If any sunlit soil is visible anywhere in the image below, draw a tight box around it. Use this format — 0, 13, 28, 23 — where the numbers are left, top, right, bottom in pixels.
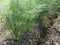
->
0, 29, 11, 43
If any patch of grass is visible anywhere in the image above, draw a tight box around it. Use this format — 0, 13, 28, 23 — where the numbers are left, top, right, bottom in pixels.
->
3, 0, 60, 41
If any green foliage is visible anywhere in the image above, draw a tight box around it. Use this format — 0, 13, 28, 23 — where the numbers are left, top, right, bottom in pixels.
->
3, 0, 60, 40
5, 0, 46, 40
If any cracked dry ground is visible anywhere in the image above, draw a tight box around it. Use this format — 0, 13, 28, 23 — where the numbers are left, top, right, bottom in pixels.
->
0, 16, 60, 45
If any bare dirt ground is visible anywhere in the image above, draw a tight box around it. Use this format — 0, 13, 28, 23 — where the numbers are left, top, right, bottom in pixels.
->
42, 16, 60, 45
0, 22, 11, 45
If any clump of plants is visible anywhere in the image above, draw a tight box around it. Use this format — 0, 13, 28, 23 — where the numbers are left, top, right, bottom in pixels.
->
4, 0, 60, 41
5, 0, 45, 40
